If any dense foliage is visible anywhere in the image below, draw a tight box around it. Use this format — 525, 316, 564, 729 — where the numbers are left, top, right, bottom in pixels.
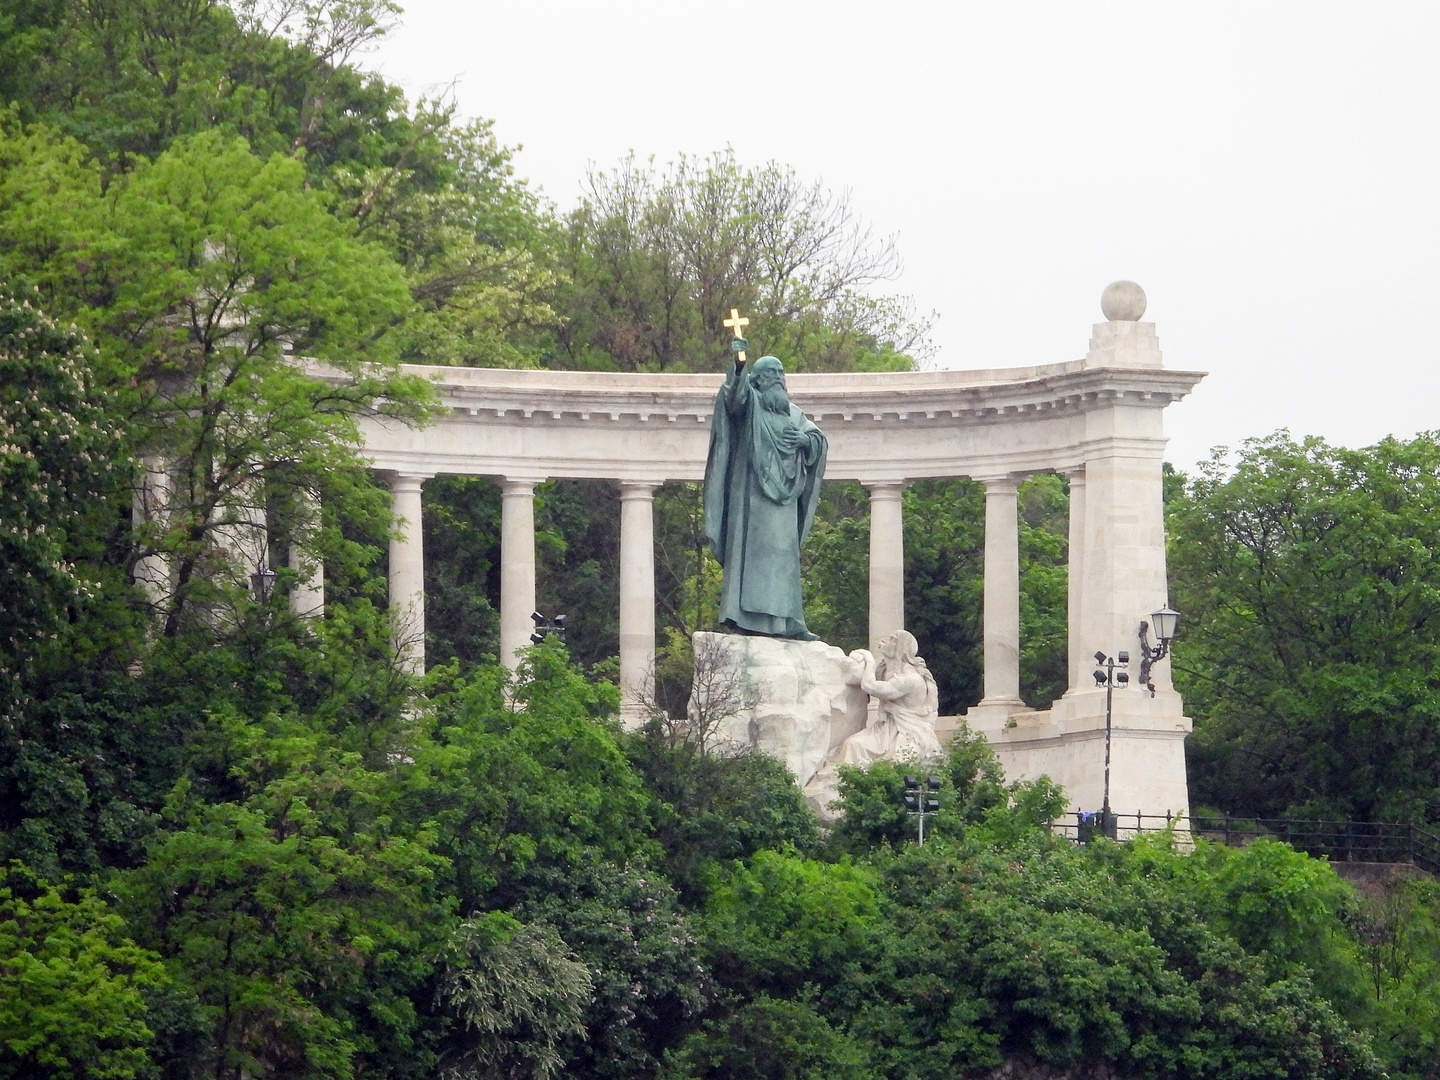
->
1169, 431, 1440, 824
5, 4, 1440, 1079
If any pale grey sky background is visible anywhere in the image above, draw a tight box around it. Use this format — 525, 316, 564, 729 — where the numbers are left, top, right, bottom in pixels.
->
366, 2, 1440, 470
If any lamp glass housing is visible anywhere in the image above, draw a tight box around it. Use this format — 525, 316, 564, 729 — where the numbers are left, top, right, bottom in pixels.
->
1151, 606, 1180, 643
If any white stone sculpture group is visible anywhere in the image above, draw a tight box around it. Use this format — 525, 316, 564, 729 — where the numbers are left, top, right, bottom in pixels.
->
690, 628, 943, 820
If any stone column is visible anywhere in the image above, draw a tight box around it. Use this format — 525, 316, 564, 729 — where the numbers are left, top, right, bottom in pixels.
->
288, 489, 324, 619
500, 477, 544, 672
618, 480, 659, 723
865, 481, 907, 651
979, 475, 1024, 708
133, 454, 172, 612
387, 473, 429, 674
214, 471, 269, 601
1065, 467, 1087, 693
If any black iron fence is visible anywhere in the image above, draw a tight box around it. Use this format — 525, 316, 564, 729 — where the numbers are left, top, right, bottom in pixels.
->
1054, 811, 1182, 844
1055, 811, 1440, 875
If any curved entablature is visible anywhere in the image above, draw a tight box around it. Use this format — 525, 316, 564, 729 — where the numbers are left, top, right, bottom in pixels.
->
346, 359, 1207, 484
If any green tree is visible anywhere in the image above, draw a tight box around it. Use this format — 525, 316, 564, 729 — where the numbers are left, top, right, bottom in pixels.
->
1350, 875, 1440, 1080
423, 475, 503, 669
412, 640, 648, 910
0, 124, 433, 635
558, 150, 931, 374
7, 0, 406, 171
0, 873, 167, 1080
119, 724, 451, 1080
434, 911, 591, 1080
842, 836, 1382, 1080
3, 0, 564, 371
1169, 431, 1440, 821
345, 106, 563, 371
513, 862, 706, 1080
661, 996, 873, 1080
700, 850, 882, 997
0, 288, 121, 712
624, 721, 821, 904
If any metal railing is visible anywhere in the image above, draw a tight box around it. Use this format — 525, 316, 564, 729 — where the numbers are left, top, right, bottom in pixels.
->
1056, 811, 1440, 874
1054, 811, 1182, 844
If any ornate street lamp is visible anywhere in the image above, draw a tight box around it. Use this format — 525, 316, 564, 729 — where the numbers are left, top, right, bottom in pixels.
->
1137, 606, 1181, 696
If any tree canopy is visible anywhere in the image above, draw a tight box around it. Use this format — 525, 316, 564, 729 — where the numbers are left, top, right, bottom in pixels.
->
1170, 431, 1440, 824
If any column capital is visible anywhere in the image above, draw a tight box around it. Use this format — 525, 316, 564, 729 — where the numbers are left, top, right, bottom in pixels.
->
384, 471, 432, 493
976, 474, 1020, 495
860, 479, 909, 498
500, 476, 546, 496
615, 478, 663, 499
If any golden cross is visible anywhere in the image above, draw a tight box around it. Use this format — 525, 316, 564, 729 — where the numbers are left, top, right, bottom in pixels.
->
723, 308, 750, 365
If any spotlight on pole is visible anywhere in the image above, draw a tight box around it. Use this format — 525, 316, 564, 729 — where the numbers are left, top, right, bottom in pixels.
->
901, 774, 943, 845
1090, 650, 1128, 839
530, 611, 567, 645
250, 567, 276, 603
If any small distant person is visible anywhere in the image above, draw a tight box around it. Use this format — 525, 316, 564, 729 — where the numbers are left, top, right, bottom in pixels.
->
703, 339, 828, 638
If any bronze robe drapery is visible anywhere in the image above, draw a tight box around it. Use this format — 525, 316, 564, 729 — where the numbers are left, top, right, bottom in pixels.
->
703, 363, 827, 637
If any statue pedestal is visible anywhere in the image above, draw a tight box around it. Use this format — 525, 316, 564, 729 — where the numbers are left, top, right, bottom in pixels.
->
690, 632, 868, 790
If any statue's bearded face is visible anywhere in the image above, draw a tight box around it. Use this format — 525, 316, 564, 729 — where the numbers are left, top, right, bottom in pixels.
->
754, 370, 791, 414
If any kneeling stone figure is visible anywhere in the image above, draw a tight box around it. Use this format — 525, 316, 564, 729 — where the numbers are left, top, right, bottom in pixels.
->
804, 630, 943, 817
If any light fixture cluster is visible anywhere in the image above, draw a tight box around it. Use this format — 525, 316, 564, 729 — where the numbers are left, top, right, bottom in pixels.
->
530, 610, 567, 645
901, 774, 943, 845
1081, 607, 1181, 843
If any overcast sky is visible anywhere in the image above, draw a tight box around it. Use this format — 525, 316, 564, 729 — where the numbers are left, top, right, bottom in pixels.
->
366, 2, 1440, 469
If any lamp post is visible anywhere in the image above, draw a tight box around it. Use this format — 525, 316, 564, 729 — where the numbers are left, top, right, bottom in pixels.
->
1084, 607, 1181, 841
1137, 606, 1181, 696
1091, 650, 1128, 838
902, 775, 942, 845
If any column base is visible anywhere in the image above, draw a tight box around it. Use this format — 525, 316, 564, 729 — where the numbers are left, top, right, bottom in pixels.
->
618, 700, 652, 731
966, 697, 1029, 728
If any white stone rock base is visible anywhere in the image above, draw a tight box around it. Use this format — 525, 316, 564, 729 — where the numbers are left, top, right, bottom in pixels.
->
690, 631, 868, 791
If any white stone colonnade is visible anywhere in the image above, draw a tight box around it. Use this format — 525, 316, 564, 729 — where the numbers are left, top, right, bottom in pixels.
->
306, 288, 1204, 817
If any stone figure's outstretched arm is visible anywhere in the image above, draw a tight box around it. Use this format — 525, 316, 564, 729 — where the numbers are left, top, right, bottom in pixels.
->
861, 667, 919, 702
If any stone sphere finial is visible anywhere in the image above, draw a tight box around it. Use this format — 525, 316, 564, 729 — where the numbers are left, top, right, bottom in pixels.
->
1101, 280, 1147, 321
